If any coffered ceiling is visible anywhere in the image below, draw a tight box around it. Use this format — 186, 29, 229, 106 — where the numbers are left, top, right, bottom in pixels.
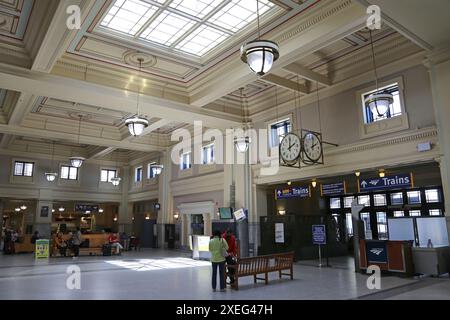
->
0, 0, 34, 40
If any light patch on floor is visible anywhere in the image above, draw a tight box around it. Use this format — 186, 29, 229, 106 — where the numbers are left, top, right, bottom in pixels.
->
105, 257, 210, 271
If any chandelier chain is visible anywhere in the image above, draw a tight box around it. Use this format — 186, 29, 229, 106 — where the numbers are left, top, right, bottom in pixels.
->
316, 81, 322, 133
369, 29, 379, 92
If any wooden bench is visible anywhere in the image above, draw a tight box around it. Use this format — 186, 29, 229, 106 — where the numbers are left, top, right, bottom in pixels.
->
226, 251, 295, 290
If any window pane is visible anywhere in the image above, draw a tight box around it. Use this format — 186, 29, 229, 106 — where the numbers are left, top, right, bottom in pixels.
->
23, 163, 33, 176
425, 189, 440, 203
346, 213, 353, 237
429, 209, 442, 216
270, 120, 291, 147
409, 210, 421, 217
136, 167, 142, 182
329, 198, 341, 209
376, 212, 388, 240
358, 195, 370, 207
407, 191, 421, 204
373, 194, 386, 206
363, 83, 401, 124
69, 167, 78, 180
393, 211, 404, 217
108, 170, 116, 182
61, 166, 69, 179
14, 162, 24, 175
101, 170, 108, 182
390, 192, 403, 205
360, 212, 371, 236
344, 196, 355, 208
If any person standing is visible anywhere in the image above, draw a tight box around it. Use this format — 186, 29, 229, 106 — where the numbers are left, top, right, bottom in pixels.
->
208, 230, 228, 292
72, 227, 82, 259
222, 229, 237, 284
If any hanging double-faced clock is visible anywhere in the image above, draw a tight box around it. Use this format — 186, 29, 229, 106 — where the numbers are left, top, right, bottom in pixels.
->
279, 132, 302, 166
301, 129, 324, 165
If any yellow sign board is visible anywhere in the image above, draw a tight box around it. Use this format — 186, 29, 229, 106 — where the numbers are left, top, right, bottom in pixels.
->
35, 239, 50, 259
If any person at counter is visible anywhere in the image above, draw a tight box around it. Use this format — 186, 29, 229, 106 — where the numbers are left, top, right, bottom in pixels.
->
208, 230, 228, 292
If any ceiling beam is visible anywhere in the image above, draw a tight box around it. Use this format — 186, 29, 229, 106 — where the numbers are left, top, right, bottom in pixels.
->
88, 146, 116, 159
7, 93, 39, 125
0, 124, 164, 153
282, 63, 332, 86
0, 63, 241, 130
261, 74, 309, 94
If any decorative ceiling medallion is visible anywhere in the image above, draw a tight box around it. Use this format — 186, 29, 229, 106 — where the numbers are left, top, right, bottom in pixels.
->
68, 112, 92, 121
123, 51, 157, 68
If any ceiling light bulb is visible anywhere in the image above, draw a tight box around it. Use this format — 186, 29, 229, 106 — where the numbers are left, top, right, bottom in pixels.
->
113, 217, 118, 222
287, 181, 292, 186
355, 171, 361, 177
125, 116, 149, 137
234, 136, 250, 153
20, 205, 27, 210
58, 206, 65, 212
85, 210, 91, 214
278, 210, 286, 215
45, 172, 58, 182
15, 207, 21, 212
241, 40, 279, 76
52, 209, 55, 213
99, 208, 104, 213
70, 157, 85, 168
379, 170, 385, 178
311, 180, 317, 188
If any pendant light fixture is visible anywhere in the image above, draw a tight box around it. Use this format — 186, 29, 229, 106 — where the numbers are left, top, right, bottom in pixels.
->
365, 30, 393, 117
20, 204, 27, 210
241, 0, 279, 75
150, 129, 164, 176
234, 88, 251, 153
110, 150, 122, 186
69, 114, 85, 168
45, 141, 58, 182
125, 58, 149, 137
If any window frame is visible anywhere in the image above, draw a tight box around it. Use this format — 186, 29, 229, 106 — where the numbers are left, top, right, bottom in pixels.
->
60, 165, 79, 180
201, 143, 215, 165
100, 169, 117, 182
268, 117, 292, 148
180, 151, 192, 171
13, 161, 34, 177
135, 166, 143, 182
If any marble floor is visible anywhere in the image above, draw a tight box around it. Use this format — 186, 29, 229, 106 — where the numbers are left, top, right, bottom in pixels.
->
0, 249, 448, 300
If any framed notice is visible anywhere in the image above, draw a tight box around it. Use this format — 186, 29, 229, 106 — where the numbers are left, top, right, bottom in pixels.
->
40, 206, 49, 218
275, 223, 285, 243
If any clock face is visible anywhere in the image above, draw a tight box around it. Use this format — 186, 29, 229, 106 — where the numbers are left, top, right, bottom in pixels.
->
302, 132, 322, 162
280, 133, 301, 164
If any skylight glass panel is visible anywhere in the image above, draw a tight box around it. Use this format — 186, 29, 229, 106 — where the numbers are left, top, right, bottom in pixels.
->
101, 0, 158, 35
169, 0, 223, 19
140, 11, 196, 46
175, 25, 230, 56
208, 0, 273, 32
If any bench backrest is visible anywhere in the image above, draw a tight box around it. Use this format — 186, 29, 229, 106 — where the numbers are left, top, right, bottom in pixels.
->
235, 252, 294, 275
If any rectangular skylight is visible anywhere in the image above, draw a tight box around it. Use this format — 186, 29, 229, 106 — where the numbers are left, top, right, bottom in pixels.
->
175, 24, 230, 56
208, 0, 273, 32
101, 0, 158, 35
140, 11, 196, 46
169, 0, 223, 19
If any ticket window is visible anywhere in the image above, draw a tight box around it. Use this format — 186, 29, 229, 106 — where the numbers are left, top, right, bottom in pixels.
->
190, 214, 204, 235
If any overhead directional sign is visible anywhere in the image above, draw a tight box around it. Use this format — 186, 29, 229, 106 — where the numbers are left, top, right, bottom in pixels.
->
321, 182, 346, 196
359, 173, 413, 192
275, 186, 310, 199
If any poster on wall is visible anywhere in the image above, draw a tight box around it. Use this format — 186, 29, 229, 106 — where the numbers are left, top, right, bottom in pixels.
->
35, 239, 49, 260
275, 223, 285, 243
40, 206, 49, 218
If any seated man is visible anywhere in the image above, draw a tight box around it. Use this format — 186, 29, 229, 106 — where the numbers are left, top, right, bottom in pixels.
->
108, 233, 123, 255
54, 232, 67, 257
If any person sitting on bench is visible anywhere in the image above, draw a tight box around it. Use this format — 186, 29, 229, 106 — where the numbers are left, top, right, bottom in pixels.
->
108, 233, 123, 255
55, 232, 67, 257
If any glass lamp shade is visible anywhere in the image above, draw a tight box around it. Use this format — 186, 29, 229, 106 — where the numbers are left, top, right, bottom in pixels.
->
69, 156, 85, 168
99, 208, 104, 213
365, 93, 393, 117
234, 136, 250, 153
110, 177, 121, 186
240, 40, 279, 76
45, 172, 58, 182
58, 207, 65, 212
125, 116, 149, 137
15, 207, 21, 212
152, 164, 164, 176
20, 205, 27, 210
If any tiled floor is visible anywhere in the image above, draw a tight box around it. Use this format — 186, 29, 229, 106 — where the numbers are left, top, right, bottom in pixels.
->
0, 250, 448, 300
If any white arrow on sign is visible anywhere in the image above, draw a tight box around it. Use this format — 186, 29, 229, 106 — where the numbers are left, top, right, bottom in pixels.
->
361, 181, 368, 188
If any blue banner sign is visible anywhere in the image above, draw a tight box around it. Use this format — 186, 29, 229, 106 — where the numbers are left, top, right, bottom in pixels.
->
321, 182, 346, 196
359, 173, 413, 192
276, 186, 310, 199
312, 225, 326, 245
366, 240, 388, 264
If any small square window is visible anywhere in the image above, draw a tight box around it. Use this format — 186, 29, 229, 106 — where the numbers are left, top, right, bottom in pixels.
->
344, 196, 355, 208
376, 212, 388, 240
429, 209, 442, 216
61, 165, 78, 180
390, 192, 403, 205
135, 167, 142, 182
269, 119, 291, 148
101, 169, 117, 182
409, 210, 421, 217
373, 194, 387, 206
407, 191, 421, 204
180, 152, 192, 170
358, 195, 370, 207
14, 161, 34, 177
202, 144, 215, 165
329, 198, 341, 209
393, 211, 404, 217
362, 83, 402, 124
425, 189, 440, 203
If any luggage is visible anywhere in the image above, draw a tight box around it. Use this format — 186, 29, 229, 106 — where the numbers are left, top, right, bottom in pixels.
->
102, 244, 112, 256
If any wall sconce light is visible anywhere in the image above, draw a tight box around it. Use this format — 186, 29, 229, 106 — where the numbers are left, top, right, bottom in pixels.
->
355, 171, 360, 177
311, 179, 317, 188
98, 208, 104, 213
287, 180, 292, 186
85, 210, 91, 214
145, 216, 150, 220
20, 205, 27, 210
52, 209, 55, 213
113, 216, 118, 222
58, 206, 65, 212
15, 207, 21, 212
379, 169, 385, 178
174, 212, 179, 220
278, 210, 286, 215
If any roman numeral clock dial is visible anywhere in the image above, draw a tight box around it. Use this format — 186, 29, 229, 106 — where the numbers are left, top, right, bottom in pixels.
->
280, 133, 301, 165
